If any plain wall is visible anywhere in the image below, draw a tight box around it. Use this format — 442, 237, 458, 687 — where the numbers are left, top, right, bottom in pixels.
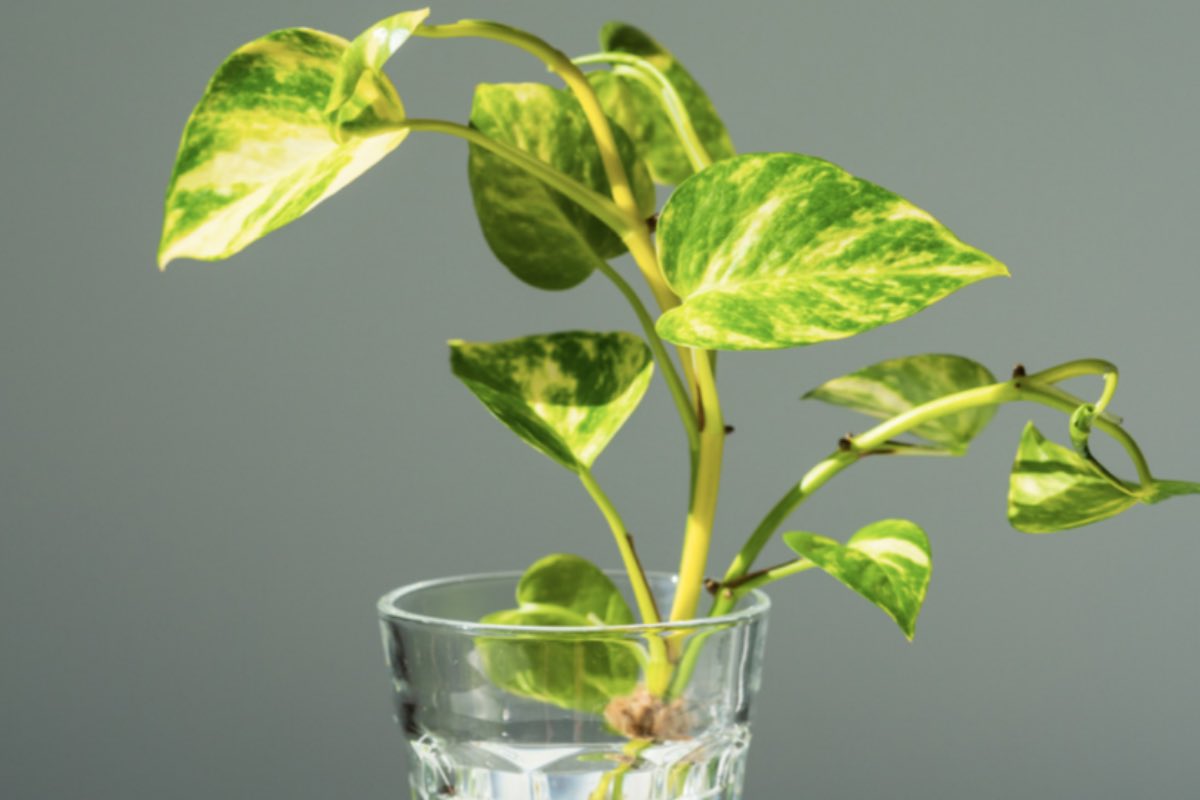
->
2, 2, 1197, 798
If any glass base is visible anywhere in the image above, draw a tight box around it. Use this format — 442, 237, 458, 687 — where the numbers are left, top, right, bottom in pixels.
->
407, 726, 749, 799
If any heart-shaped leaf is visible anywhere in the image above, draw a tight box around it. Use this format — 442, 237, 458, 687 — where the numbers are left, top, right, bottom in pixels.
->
468, 83, 656, 290
588, 22, 735, 184
478, 554, 640, 714
158, 11, 429, 268
1010, 423, 1200, 532
784, 519, 932, 640
1008, 422, 1139, 533
515, 554, 636, 626
805, 354, 998, 451
654, 153, 1009, 350
450, 331, 654, 471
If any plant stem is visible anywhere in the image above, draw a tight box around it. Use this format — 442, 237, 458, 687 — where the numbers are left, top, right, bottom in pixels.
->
718, 358, 1154, 598
595, 261, 700, 455
579, 468, 661, 625
395, 118, 631, 235
413, 20, 680, 312
668, 351, 725, 623
572, 52, 715, 173
723, 557, 816, 596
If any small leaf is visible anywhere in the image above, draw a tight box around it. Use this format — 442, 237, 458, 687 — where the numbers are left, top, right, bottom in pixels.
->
450, 331, 654, 471
325, 9, 430, 132
589, 22, 735, 184
654, 153, 1009, 350
784, 519, 932, 640
478, 554, 640, 714
1008, 422, 1138, 533
805, 354, 998, 451
516, 554, 636, 626
159, 12, 428, 268
468, 83, 656, 290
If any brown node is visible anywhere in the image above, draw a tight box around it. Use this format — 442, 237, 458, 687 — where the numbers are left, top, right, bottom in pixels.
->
1012, 363, 1027, 379
604, 686, 692, 741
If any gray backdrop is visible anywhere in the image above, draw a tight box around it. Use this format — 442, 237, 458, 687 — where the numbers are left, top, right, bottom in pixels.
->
3, 1, 1198, 798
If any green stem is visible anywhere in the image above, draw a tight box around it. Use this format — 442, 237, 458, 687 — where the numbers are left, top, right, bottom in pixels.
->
1021, 384, 1153, 485
723, 557, 816, 597
413, 20, 680, 312
397, 118, 631, 235
572, 52, 714, 172
579, 468, 671, 694
579, 468, 661, 625
596, 262, 700, 455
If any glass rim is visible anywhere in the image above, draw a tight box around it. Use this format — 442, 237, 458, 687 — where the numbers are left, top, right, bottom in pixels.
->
377, 570, 771, 636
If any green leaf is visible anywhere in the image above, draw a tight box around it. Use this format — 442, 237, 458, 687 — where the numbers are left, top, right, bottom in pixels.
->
589, 22, 735, 184
450, 331, 654, 471
158, 11, 430, 268
1009, 423, 1200, 531
325, 9, 430, 132
805, 354, 998, 451
1008, 422, 1138, 533
515, 554, 636, 626
784, 519, 932, 640
654, 153, 1009, 350
468, 83, 656, 290
478, 554, 640, 714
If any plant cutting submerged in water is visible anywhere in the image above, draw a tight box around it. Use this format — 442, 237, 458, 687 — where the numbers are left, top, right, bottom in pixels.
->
159, 8, 1197, 797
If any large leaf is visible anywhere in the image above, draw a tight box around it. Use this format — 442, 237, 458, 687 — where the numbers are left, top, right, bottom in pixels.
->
450, 331, 654, 471
1008, 422, 1139, 533
784, 519, 932, 640
588, 22, 735, 184
805, 354, 998, 451
654, 153, 1009, 350
478, 554, 640, 714
158, 10, 429, 267
468, 83, 656, 290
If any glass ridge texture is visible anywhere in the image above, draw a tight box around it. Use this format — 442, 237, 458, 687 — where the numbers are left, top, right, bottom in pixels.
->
378, 572, 771, 800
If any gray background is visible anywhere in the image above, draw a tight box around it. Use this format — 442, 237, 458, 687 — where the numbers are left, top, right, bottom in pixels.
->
2, 1, 1198, 798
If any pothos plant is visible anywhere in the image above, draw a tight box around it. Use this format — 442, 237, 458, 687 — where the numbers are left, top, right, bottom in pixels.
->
159, 10, 1197, 726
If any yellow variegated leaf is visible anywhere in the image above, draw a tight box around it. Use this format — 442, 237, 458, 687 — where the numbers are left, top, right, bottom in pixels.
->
450, 331, 654, 471
159, 10, 429, 268
655, 153, 1009, 350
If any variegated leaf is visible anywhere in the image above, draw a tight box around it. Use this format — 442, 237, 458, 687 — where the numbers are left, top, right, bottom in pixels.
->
478, 554, 639, 714
158, 10, 430, 268
784, 519, 932, 640
1008, 422, 1138, 533
805, 354, 998, 451
588, 22, 735, 184
654, 153, 1009, 350
468, 83, 656, 290
325, 9, 430, 133
449, 331, 654, 471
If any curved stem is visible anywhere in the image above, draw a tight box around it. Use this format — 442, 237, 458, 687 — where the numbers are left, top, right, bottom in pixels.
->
1021, 385, 1153, 485
414, 20, 680, 312
397, 118, 631, 235
572, 52, 714, 173
596, 262, 699, 454
725, 557, 816, 596
577, 469, 673, 696
579, 468, 661, 625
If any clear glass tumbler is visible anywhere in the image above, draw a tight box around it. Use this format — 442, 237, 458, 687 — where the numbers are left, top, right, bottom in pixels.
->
378, 571, 770, 800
